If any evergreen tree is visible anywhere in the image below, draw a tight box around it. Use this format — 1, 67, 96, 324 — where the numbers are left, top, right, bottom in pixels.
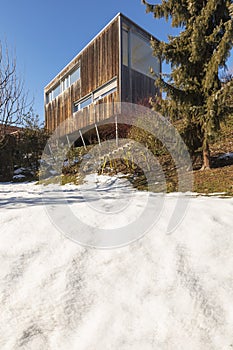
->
143, 0, 233, 169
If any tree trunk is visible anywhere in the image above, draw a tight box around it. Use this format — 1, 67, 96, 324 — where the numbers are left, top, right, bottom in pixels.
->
201, 142, 211, 170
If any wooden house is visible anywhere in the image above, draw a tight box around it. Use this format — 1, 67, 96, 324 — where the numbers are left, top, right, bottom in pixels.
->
44, 13, 161, 134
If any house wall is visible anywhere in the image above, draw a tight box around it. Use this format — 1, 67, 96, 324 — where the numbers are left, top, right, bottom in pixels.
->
45, 17, 119, 133
121, 66, 158, 104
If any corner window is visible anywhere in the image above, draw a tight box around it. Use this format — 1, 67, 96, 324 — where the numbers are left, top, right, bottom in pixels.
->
122, 28, 129, 67
46, 92, 52, 104
46, 84, 60, 103
131, 32, 160, 78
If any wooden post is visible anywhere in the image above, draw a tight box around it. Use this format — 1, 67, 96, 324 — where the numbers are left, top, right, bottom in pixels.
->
66, 134, 71, 148
95, 123, 101, 146
79, 129, 87, 150
115, 114, 118, 147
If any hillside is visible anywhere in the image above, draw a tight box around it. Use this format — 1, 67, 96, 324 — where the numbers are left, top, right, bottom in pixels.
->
49, 114, 233, 196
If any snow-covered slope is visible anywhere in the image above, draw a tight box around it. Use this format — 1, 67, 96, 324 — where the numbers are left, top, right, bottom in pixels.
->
0, 179, 233, 349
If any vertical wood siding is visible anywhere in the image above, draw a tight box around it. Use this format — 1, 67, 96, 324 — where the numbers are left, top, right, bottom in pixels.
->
45, 18, 119, 132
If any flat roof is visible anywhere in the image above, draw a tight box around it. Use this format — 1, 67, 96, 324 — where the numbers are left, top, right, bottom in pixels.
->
45, 12, 159, 91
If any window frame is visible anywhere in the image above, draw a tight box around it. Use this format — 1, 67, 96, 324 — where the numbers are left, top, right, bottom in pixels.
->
73, 77, 118, 114
93, 78, 117, 102
122, 27, 129, 67
74, 94, 92, 113
46, 64, 81, 104
130, 31, 159, 79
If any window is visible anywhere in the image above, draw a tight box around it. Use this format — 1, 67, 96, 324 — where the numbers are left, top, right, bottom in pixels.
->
93, 78, 117, 101
46, 92, 52, 104
122, 28, 129, 67
46, 65, 81, 104
74, 95, 92, 112
70, 67, 80, 85
52, 84, 61, 99
46, 84, 60, 103
73, 78, 117, 113
62, 76, 70, 91
80, 96, 92, 109
131, 32, 160, 78
62, 66, 80, 92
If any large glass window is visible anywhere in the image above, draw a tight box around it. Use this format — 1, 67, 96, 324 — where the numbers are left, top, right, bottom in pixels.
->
131, 32, 160, 78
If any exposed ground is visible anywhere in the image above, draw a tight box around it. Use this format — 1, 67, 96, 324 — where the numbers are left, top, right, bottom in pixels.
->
193, 115, 233, 195
43, 114, 233, 196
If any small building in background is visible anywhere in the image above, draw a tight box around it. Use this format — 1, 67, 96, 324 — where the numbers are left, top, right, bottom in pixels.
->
44, 13, 161, 134
0, 124, 22, 138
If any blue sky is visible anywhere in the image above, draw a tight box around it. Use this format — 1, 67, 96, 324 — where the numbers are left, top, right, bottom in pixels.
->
1, 0, 232, 123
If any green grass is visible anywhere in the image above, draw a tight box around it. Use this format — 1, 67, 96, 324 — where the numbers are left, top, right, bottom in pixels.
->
193, 166, 233, 196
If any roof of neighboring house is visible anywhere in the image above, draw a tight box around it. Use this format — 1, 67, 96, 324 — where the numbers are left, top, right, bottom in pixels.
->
0, 124, 22, 136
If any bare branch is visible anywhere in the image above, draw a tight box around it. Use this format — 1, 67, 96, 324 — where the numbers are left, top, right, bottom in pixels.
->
0, 40, 31, 135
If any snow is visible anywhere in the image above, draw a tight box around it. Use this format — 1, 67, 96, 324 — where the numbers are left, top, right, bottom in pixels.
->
12, 174, 26, 180
0, 177, 233, 349
49, 169, 58, 176
13, 168, 27, 180
13, 168, 26, 175
218, 152, 233, 160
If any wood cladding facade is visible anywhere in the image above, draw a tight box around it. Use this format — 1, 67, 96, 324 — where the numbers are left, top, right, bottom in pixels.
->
44, 13, 160, 134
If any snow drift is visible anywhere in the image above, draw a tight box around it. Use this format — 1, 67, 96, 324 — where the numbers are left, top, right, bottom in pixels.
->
0, 178, 233, 349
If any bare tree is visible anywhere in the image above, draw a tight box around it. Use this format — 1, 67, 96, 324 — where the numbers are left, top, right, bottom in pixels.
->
0, 41, 30, 135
